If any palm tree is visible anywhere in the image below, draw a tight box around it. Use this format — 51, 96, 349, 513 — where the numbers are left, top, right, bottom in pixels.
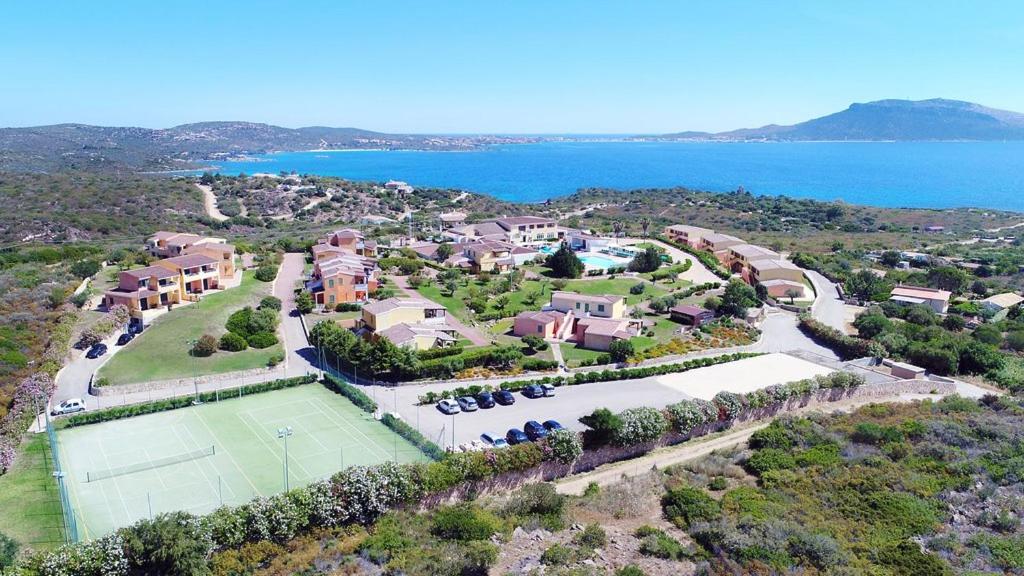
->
640, 217, 651, 238
612, 221, 624, 238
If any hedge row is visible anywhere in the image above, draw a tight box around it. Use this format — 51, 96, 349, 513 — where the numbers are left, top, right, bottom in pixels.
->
380, 413, 445, 461
416, 345, 465, 361
417, 352, 761, 404
419, 345, 522, 379
323, 374, 378, 413
798, 315, 881, 360
59, 376, 318, 429
655, 235, 731, 280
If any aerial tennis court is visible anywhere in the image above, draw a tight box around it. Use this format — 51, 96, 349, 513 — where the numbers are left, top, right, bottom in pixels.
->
57, 383, 427, 539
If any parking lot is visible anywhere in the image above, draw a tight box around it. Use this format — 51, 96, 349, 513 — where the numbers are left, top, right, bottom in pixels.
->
373, 353, 836, 450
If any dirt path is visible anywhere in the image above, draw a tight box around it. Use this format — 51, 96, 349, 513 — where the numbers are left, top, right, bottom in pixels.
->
554, 392, 937, 495
195, 183, 230, 222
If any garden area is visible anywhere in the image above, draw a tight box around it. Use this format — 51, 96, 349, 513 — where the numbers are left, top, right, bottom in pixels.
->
96, 270, 284, 386
0, 435, 65, 553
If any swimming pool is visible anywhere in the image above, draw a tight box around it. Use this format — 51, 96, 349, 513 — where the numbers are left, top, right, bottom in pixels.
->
578, 254, 620, 269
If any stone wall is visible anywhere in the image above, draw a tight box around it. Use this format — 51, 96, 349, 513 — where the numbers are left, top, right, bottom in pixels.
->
91, 365, 284, 396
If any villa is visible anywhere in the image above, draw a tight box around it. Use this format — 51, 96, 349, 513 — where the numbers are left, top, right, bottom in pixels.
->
728, 244, 781, 274
747, 258, 806, 286
574, 317, 640, 351
889, 285, 951, 314
360, 297, 457, 351
445, 239, 538, 273
146, 231, 229, 259
981, 292, 1024, 318
438, 211, 467, 228
512, 310, 566, 339
384, 180, 415, 195
670, 304, 716, 327
443, 216, 563, 246
323, 228, 377, 257
701, 233, 746, 263
760, 279, 807, 300
307, 254, 378, 307
103, 266, 182, 314
550, 291, 626, 319
664, 224, 714, 248
181, 242, 236, 279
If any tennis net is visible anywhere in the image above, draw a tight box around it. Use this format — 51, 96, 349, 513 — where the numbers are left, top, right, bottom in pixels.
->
86, 445, 216, 483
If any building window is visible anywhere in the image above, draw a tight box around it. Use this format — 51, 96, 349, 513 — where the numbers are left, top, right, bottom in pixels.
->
329, 295, 335, 304
537, 325, 543, 333
598, 304, 605, 312
328, 279, 335, 288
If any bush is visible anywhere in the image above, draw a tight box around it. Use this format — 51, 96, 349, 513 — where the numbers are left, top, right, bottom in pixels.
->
540, 543, 574, 566
521, 334, 548, 352
667, 399, 717, 433
630, 282, 646, 295
575, 523, 607, 549
219, 332, 248, 352
546, 429, 583, 464
267, 353, 284, 367
259, 296, 282, 311
708, 477, 728, 490
381, 412, 444, 461
430, 504, 502, 541
191, 334, 218, 357
616, 565, 647, 576
245, 331, 278, 349
0, 531, 18, 569
637, 526, 688, 560
503, 483, 566, 522
335, 302, 360, 312
121, 511, 214, 576
745, 448, 797, 476
253, 265, 277, 282
613, 407, 668, 446
295, 291, 314, 314
662, 485, 720, 528
323, 374, 378, 413
712, 391, 743, 421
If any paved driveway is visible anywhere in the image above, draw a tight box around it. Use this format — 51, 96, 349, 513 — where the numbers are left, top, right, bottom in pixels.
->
806, 270, 847, 332
621, 237, 721, 284
275, 253, 317, 377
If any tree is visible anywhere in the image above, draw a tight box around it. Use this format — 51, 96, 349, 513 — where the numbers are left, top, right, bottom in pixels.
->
521, 334, 547, 352
546, 243, 584, 279
927, 267, 969, 293
719, 280, 758, 318
942, 314, 966, 332
70, 259, 101, 279
608, 338, 635, 362
784, 288, 801, 304
436, 242, 454, 261
973, 323, 1003, 346
845, 270, 890, 301
295, 291, 315, 314
191, 334, 218, 357
971, 280, 988, 296
199, 172, 215, 185
853, 313, 891, 339
905, 305, 936, 326
628, 247, 662, 273
0, 531, 17, 570
494, 294, 511, 315
579, 408, 622, 446
107, 303, 130, 329
444, 278, 459, 297
880, 250, 902, 267
612, 221, 624, 237
639, 217, 652, 238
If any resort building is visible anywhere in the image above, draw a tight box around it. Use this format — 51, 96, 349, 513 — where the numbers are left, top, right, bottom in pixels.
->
980, 292, 1024, 320
760, 279, 807, 300
664, 224, 714, 248
323, 228, 377, 257
669, 304, 716, 327
438, 211, 467, 229
574, 317, 640, 351
443, 216, 563, 246
444, 239, 537, 272
103, 266, 182, 314
360, 297, 456, 351
146, 231, 229, 258
747, 258, 806, 285
307, 254, 379, 307
384, 180, 414, 195
550, 292, 626, 319
889, 285, 952, 314
728, 244, 781, 274
567, 231, 613, 252
181, 242, 236, 279
154, 254, 223, 294
700, 233, 746, 263
512, 310, 566, 339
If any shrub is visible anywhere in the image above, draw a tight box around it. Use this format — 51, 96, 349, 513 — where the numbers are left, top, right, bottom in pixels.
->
712, 391, 743, 421
191, 334, 218, 357
245, 331, 278, 349
749, 424, 794, 450
708, 477, 728, 490
540, 543, 574, 566
259, 296, 282, 311
636, 525, 690, 560
608, 338, 635, 362
576, 523, 607, 549
121, 511, 214, 576
745, 448, 797, 476
662, 485, 720, 527
219, 332, 248, 352
667, 399, 716, 433
503, 482, 566, 521
295, 291, 314, 314
0, 531, 17, 569
546, 429, 583, 464
521, 334, 548, 352
430, 504, 502, 541
335, 302, 360, 312
612, 407, 668, 446
381, 412, 443, 461
323, 375, 378, 413
267, 353, 284, 367
253, 265, 277, 282
630, 282, 646, 295
616, 565, 647, 576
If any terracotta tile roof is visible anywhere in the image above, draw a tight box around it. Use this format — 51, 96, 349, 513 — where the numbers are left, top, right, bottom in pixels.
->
122, 265, 178, 280
362, 297, 444, 315
161, 254, 218, 268
552, 291, 623, 306
890, 285, 952, 302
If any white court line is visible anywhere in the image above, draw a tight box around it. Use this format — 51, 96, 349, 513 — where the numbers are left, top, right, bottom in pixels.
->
180, 422, 238, 501
192, 406, 262, 497
171, 426, 225, 507
93, 434, 134, 525
311, 400, 392, 461
235, 409, 315, 482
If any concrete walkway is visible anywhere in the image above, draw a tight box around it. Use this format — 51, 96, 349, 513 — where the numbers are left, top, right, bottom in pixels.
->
619, 237, 721, 284
389, 275, 492, 346
806, 269, 848, 332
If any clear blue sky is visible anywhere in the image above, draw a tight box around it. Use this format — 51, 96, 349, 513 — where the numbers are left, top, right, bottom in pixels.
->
3, 0, 1022, 133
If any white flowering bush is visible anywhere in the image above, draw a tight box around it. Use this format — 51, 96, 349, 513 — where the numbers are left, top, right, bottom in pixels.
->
613, 407, 669, 446
713, 391, 744, 421
244, 493, 305, 543
305, 478, 341, 527
545, 429, 583, 464
667, 400, 715, 433
203, 506, 247, 550
331, 462, 419, 524
39, 534, 127, 576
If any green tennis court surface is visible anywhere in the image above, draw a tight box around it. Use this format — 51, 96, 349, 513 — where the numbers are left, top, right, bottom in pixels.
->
57, 384, 426, 539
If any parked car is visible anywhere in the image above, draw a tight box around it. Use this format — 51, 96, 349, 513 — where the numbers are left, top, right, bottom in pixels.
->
127, 320, 144, 335
494, 390, 516, 405
73, 338, 90, 351
543, 420, 564, 431
524, 420, 549, 441
541, 383, 556, 397
85, 343, 108, 359
522, 384, 545, 399
480, 433, 509, 448
116, 332, 134, 346
51, 398, 86, 416
437, 399, 461, 415
475, 391, 495, 408
506, 428, 529, 445
457, 396, 479, 412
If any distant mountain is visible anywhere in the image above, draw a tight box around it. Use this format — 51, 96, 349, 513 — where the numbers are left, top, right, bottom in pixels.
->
660, 99, 1024, 141
0, 122, 534, 172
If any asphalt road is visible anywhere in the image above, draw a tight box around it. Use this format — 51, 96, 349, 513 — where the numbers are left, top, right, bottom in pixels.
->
275, 253, 317, 378
806, 270, 848, 332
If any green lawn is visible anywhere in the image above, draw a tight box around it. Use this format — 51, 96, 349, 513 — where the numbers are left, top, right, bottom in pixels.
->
563, 277, 667, 305
0, 434, 66, 550
415, 278, 555, 323
558, 342, 608, 367
97, 271, 283, 386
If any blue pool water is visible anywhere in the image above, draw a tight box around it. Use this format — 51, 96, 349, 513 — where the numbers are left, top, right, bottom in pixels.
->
578, 255, 619, 269
206, 141, 1024, 211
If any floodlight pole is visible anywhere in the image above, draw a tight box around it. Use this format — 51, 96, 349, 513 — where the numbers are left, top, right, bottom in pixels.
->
277, 426, 293, 491
187, 339, 201, 405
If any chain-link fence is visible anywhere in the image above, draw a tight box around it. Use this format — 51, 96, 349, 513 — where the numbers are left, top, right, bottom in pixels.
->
45, 410, 79, 544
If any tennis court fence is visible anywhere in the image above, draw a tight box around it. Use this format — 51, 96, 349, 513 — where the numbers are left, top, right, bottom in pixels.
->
86, 445, 216, 483
45, 411, 79, 543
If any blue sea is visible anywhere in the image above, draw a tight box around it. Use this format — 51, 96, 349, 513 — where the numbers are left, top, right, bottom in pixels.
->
207, 141, 1024, 211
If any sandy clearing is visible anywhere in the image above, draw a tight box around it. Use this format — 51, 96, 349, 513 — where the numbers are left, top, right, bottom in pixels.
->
655, 352, 833, 400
